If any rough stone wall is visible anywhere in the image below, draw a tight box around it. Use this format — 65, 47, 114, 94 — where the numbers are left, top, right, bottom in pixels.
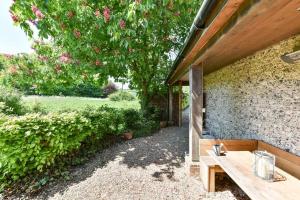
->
204, 35, 300, 156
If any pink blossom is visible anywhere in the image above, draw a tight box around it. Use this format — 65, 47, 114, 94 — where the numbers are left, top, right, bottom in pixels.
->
73, 29, 81, 38
31, 5, 38, 13
4, 54, 13, 59
103, 7, 110, 23
35, 10, 44, 19
11, 14, 19, 23
119, 19, 126, 29
174, 11, 180, 16
67, 11, 75, 19
31, 5, 44, 19
95, 9, 101, 17
60, 23, 66, 30
38, 55, 48, 62
95, 60, 102, 66
9, 66, 18, 74
94, 47, 100, 53
60, 53, 71, 63
55, 64, 62, 73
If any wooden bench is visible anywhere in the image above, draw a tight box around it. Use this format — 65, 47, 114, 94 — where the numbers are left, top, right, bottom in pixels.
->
199, 139, 300, 179
206, 150, 300, 200
199, 156, 224, 192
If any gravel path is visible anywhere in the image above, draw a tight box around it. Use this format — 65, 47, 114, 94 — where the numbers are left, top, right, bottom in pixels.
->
9, 123, 249, 200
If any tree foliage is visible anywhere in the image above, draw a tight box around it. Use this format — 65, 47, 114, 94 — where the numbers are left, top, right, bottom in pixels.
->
0, 53, 105, 97
10, 0, 200, 108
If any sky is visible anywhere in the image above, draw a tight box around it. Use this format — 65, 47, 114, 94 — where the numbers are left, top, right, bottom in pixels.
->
0, 0, 34, 54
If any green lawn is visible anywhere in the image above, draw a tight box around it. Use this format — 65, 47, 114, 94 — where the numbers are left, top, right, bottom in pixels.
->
23, 95, 140, 112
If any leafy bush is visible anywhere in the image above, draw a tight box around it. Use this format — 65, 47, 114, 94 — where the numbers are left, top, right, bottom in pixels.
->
0, 86, 26, 115
109, 91, 135, 101
72, 84, 103, 97
0, 112, 92, 182
134, 119, 159, 138
102, 81, 118, 97
0, 106, 159, 190
123, 108, 159, 137
123, 109, 141, 131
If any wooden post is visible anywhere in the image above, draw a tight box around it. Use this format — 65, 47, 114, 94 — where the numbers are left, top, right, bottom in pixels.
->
168, 86, 173, 123
189, 66, 203, 162
178, 81, 183, 127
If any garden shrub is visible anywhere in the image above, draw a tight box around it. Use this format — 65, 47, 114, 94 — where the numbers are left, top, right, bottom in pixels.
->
123, 109, 141, 131
134, 119, 159, 138
102, 81, 118, 97
0, 86, 26, 115
109, 91, 135, 101
0, 106, 159, 190
0, 112, 92, 183
123, 108, 159, 137
73, 84, 103, 98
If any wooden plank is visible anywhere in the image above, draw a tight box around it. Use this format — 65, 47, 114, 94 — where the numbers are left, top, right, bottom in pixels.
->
200, 139, 258, 156
168, 0, 246, 84
208, 150, 300, 200
258, 141, 300, 179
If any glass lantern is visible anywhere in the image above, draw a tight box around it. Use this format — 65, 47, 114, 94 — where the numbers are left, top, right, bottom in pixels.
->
254, 151, 275, 181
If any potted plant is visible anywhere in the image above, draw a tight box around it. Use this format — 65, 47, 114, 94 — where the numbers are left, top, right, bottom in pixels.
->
160, 121, 167, 128
123, 130, 133, 140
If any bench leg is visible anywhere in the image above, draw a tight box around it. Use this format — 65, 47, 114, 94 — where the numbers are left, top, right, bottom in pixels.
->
209, 168, 215, 192
200, 163, 216, 192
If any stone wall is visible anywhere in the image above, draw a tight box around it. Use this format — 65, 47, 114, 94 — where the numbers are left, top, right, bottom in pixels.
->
204, 35, 300, 156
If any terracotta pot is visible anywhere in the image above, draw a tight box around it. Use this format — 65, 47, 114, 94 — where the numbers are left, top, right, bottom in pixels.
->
123, 132, 133, 140
160, 121, 167, 128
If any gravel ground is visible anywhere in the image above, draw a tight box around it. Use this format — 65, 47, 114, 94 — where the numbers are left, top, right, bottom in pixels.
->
4, 109, 249, 200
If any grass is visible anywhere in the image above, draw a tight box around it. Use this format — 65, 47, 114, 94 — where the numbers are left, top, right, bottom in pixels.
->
23, 95, 140, 112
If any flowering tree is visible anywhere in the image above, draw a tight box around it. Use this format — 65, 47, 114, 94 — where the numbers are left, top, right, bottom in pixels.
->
10, 0, 199, 109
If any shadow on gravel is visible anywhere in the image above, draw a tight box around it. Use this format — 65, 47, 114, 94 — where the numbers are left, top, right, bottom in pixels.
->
17, 126, 190, 199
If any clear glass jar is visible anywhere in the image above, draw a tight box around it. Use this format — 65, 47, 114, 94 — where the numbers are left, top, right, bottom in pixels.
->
254, 151, 275, 180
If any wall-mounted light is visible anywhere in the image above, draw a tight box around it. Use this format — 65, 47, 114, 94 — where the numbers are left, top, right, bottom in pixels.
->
281, 50, 300, 64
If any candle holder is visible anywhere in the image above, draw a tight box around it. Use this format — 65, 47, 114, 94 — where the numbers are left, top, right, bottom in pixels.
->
254, 151, 275, 181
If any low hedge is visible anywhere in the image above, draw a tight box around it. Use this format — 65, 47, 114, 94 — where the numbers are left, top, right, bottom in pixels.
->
0, 106, 158, 187
108, 91, 136, 101
0, 112, 92, 182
